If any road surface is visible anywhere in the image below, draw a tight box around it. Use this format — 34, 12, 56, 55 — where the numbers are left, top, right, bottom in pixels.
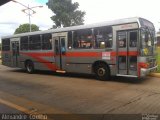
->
0, 65, 160, 119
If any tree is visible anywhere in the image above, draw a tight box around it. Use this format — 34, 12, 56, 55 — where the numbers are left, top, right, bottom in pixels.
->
47, 0, 85, 28
14, 23, 39, 34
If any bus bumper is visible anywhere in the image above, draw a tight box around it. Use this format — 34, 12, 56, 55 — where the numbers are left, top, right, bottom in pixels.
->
140, 65, 158, 77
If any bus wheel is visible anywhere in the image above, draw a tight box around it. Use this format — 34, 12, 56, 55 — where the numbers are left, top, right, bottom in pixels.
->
25, 61, 34, 74
95, 63, 110, 81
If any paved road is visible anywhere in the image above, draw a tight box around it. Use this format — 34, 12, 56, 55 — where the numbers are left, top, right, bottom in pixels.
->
0, 104, 22, 113
0, 65, 160, 119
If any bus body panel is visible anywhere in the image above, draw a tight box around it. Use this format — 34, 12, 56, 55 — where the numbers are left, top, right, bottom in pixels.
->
19, 50, 56, 71
1, 17, 157, 79
2, 51, 12, 67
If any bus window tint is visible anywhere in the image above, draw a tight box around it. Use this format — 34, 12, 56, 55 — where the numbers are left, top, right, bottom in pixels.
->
73, 29, 93, 49
2, 38, 10, 51
42, 34, 52, 50
94, 26, 112, 49
118, 32, 126, 48
20, 36, 28, 50
129, 31, 138, 47
29, 35, 41, 50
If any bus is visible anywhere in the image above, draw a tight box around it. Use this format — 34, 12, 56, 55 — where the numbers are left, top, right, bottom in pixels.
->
1, 17, 158, 80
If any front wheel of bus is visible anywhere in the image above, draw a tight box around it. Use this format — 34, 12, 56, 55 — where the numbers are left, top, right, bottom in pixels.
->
26, 61, 34, 74
95, 64, 110, 81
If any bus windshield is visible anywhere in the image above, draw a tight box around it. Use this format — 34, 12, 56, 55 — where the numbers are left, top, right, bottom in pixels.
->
140, 28, 156, 56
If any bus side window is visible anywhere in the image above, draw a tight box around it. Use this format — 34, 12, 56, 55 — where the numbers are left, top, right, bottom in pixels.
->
42, 33, 52, 50
20, 36, 28, 51
94, 26, 112, 49
73, 29, 93, 49
29, 35, 41, 50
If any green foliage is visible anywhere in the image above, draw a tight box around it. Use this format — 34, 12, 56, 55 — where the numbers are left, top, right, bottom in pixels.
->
14, 23, 39, 34
156, 47, 160, 72
47, 0, 85, 28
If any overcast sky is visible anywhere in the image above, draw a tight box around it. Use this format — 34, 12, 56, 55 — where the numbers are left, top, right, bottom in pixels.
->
0, 0, 160, 40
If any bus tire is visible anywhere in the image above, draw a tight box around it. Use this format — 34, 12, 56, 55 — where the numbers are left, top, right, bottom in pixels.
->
95, 63, 110, 81
25, 61, 34, 74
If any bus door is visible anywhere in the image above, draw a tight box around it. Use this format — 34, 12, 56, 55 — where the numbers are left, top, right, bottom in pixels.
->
53, 32, 67, 71
117, 30, 138, 76
11, 38, 20, 67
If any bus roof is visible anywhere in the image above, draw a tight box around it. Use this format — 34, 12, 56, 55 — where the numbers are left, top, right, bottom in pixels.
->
1, 17, 153, 39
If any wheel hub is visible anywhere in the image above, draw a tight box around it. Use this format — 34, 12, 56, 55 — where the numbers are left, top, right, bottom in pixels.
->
97, 68, 105, 77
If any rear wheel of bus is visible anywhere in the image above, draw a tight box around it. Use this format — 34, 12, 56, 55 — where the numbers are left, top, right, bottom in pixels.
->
25, 60, 34, 74
95, 63, 110, 81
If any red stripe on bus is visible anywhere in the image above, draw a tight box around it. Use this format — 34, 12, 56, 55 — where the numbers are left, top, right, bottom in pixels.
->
118, 52, 127, 56
20, 52, 57, 71
66, 51, 137, 57
33, 56, 58, 71
66, 52, 101, 57
110, 51, 138, 56
128, 51, 139, 56
4, 51, 138, 57
20, 52, 54, 57
19, 51, 138, 71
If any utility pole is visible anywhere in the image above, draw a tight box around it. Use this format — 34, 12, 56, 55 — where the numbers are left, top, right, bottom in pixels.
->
12, 0, 43, 32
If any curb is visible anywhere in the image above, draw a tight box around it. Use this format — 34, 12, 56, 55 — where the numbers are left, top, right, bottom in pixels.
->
149, 73, 160, 78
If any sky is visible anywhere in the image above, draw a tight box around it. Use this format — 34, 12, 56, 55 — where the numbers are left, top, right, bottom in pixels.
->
0, 0, 160, 41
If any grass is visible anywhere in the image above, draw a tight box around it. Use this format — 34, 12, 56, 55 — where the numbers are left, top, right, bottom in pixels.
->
156, 47, 160, 72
